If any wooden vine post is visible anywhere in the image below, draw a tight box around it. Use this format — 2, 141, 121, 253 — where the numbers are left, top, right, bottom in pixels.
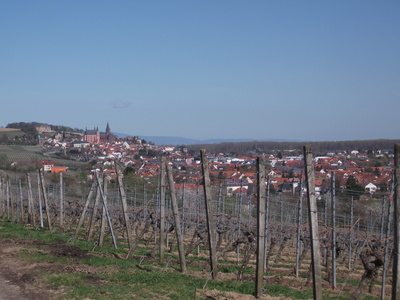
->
303, 145, 323, 300
2, 178, 6, 218
181, 180, 186, 237
264, 177, 271, 269
166, 164, 186, 273
87, 180, 102, 241
382, 192, 393, 299
98, 177, 108, 247
36, 171, 44, 228
95, 171, 117, 249
295, 175, 303, 278
348, 196, 354, 270
18, 180, 23, 222
201, 149, 218, 280
59, 172, 64, 228
7, 177, 10, 219
392, 143, 400, 299
115, 164, 133, 249
331, 172, 337, 290
74, 179, 97, 239
159, 157, 166, 263
39, 169, 52, 231
10, 178, 14, 220
26, 173, 35, 226
380, 196, 387, 240
255, 157, 266, 298
0, 178, 4, 217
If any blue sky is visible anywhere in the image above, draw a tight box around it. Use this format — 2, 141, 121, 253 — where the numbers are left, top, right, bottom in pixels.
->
1, 1, 399, 141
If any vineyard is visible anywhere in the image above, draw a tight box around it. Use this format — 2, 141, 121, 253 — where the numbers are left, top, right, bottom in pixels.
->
0, 127, 24, 138
0, 145, 46, 163
0, 146, 400, 299
0, 145, 89, 173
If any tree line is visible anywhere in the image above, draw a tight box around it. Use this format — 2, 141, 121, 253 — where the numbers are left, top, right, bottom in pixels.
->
186, 139, 400, 156
3, 122, 84, 145
6, 122, 83, 136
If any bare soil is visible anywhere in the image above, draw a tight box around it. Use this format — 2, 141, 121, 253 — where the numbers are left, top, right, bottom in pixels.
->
0, 236, 289, 299
0, 235, 98, 299
0, 234, 385, 300
0, 128, 20, 132
0, 237, 58, 299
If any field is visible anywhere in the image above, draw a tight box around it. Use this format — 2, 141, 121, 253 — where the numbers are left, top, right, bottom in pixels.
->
0, 165, 391, 300
0, 147, 395, 299
0, 145, 89, 171
0, 220, 384, 300
0, 128, 23, 132
0, 128, 24, 137
0, 145, 46, 163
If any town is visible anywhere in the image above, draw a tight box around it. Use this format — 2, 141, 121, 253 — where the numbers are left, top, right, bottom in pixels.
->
34, 122, 393, 200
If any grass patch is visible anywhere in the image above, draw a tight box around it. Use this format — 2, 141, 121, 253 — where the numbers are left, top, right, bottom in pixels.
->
0, 221, 382, 300
19, 250, 64, 264
264, 284, 314, 299
220, 265, 255, 275
271, 263, 294, 268
207, 279, 254, 294
185, 255, 209, 263
337, 277, 361, 287
47, 273, 115, 299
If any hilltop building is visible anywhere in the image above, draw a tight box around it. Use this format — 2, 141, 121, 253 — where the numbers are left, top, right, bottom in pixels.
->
84, 122, 116, 144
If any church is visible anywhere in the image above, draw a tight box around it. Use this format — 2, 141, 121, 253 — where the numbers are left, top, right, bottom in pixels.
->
83, 122, 116, 144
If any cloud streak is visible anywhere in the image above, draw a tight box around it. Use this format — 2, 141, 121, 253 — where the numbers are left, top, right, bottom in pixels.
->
112, 100, 132, 109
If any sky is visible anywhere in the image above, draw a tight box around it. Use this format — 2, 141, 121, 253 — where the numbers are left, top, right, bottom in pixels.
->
1, 1, 399, 142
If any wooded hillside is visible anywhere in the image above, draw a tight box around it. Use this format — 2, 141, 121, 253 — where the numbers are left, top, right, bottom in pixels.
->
187, 139, 400, 155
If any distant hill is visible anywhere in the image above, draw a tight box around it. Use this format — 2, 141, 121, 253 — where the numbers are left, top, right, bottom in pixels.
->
139, 136, 206, 145
112, 134, 292, 146
186, 139, 400, 155
112, 133, 400, 154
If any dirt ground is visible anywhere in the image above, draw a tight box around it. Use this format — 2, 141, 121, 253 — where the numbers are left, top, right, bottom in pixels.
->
0, 241, 44, 299
0, 236, 294, 300
0, 233, 386, 300
0, 237, 65, 300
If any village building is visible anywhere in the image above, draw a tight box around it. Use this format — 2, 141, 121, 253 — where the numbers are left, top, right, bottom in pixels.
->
73, 140, 90, 148
51, 166, 68, 173
83, 122, 116, 144
39, 160, 54, 172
